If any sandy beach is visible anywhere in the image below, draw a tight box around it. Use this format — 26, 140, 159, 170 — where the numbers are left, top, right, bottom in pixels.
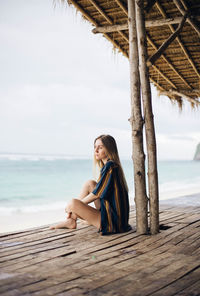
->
1, 191, 200, 234
0, 208, 65, 234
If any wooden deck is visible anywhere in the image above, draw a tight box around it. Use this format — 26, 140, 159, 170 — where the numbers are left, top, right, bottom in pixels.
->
0, 204, 200, 296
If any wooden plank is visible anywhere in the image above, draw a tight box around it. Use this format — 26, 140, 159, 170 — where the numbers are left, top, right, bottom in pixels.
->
1, 221, 186, 272
15, 222, 184, 271
0, 206, 199, 296
0, 225, 186, 276
86, 258, 200, 296
0, 233, 75, 257
150, 267, 200, 296
174, 279, 200, 296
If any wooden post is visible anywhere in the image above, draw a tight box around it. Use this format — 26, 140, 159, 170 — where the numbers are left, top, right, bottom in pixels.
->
128, 0, 148, 234
135, 0, 159, 234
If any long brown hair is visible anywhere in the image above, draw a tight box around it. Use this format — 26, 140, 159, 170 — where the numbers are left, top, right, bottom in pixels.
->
94, 135, 128, 192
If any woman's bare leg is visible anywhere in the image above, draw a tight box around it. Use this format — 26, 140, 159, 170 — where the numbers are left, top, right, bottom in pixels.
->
50, 180, 98, 230
50, 218, 76, 230
66, 199, 101, 228
79, 180, 100, 210
78, 180, 97, 200
51, 199, 100, 230
79, 180, 100, 226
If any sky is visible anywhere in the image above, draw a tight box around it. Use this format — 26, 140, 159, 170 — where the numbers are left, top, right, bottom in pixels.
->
0, 0, 200, 160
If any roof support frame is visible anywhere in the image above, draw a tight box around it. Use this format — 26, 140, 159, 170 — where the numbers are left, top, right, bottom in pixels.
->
69, 0, 129, 58
174, 0, 200, 38
69, 0, 200, 102
89, 0, 198, 95
160, 89, 200, 105
88, 0, 129, 43
92, 16, 200, 34
155, 1, 200, 80
147, 12, 188, 66
151, 65, 176, 89
112, 0, 192, 95
115, 0, 128, 16
147, 34, 191, 89
175, 89, 200, 95
145, 0, 158, 13
92, 17, 192, 89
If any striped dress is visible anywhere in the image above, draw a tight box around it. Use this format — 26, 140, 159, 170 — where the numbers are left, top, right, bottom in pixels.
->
92, 160, 131, 235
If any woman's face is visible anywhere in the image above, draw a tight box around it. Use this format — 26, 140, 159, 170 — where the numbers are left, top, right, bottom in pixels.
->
94, 139, 108, 163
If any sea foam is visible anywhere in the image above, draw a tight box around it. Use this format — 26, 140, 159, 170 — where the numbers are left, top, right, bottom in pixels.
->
0, 153, 90, 161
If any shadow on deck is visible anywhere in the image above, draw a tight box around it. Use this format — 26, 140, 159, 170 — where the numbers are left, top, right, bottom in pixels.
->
0, 204, 200, 296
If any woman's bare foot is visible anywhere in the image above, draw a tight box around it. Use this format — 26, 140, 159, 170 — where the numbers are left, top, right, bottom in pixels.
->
50, 218, 77, 230
80, 220, 89, 226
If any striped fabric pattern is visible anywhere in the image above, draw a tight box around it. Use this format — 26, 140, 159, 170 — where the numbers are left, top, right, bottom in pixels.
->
92, 160, 131, 235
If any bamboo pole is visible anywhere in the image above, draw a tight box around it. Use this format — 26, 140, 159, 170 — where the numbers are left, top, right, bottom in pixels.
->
144, 0, 157, 12
92, 16, 200, 34
128, 0, 148, 234
174, 0, 200, 38
135, 0, 159, 234
147, 34, 192, 89
88, 0, 129, 43
147, 12, 188, 66
156, 2, 200, 80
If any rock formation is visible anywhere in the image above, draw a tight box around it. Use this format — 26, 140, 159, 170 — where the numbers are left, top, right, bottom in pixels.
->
194, 143, 200, 160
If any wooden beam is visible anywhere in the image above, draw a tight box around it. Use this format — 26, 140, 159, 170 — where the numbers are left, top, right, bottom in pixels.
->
145, 0, 157, 13
92, 16, 200, 34
147, 34, 192, 89
152, 65, 177, 89
88, 0, 112, 24
147, 12, 188, 66
115, 0, 128, 16
128, 0, 148, 235
95, 2, 185, 91
93, 23, 128, 34
174, 0, 200, 38
69, 0, 128, 59
91, 0, 199, 91
91, 2, 193, 91
136, 0, 159, 235
156, 2, 200, 80
175, 89, 200, 94
159, 90, 200, 105
88, 0, 129, 43
68, 0, 98, 26
150, 78, 166, 91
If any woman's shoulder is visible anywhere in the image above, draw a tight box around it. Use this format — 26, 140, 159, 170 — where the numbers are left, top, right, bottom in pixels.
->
102, 160, 117, 171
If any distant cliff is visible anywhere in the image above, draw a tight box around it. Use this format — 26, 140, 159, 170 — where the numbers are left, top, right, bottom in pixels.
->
194, 143, 200, 160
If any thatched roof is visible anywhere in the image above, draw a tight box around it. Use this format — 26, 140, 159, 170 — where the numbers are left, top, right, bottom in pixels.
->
67, 0, 200, 107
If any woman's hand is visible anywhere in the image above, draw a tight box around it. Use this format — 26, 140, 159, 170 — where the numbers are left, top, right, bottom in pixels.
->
65, 204, 72, 218
66, 212, 71, 219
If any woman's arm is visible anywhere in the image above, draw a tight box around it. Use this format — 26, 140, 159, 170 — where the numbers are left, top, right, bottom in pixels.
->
82, 192, 98, 204
65, 193, 98, 215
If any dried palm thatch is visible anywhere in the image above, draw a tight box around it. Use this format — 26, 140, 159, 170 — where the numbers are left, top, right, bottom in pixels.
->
61, 0, 200, 107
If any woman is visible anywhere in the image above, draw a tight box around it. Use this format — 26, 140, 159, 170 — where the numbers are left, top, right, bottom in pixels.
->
50, 135, 131, 235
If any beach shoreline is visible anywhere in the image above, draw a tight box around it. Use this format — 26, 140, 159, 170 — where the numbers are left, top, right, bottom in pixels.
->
1, 191, 200, 234
0, 209, 65, 234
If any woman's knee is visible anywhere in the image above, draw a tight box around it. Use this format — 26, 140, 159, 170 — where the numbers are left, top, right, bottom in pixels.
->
68, 198, 79, 211
88, 179, 97, 191
83, 179, 97, 193
66, 198, 79, 213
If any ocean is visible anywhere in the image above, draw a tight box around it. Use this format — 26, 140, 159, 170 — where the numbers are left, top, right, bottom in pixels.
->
0, 153, 200, 216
